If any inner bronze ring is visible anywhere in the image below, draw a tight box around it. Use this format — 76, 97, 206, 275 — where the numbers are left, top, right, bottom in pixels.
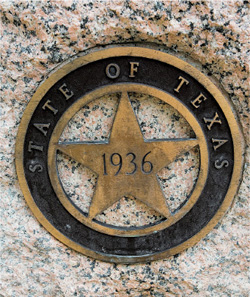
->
48, 83, 209, 237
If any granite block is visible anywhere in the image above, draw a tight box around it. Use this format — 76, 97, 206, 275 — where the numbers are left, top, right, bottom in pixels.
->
0, 0, 249, 296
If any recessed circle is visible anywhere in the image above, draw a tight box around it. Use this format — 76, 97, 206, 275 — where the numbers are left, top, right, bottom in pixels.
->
48, 84, 208, 237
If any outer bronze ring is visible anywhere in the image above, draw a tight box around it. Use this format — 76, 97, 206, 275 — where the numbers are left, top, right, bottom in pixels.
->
15, 45, 244, 263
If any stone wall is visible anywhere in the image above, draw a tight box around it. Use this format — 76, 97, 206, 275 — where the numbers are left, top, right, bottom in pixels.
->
0, 0, 249, 296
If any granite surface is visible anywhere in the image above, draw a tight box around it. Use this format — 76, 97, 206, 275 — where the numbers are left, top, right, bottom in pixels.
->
0, 0, 249, 296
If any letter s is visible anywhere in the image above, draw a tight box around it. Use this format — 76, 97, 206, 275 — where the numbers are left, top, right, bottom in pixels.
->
214, 159, 229, 169
29, 164, 43, 173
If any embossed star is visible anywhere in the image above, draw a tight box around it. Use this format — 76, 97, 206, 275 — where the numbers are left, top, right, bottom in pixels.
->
56, 92, 198, 220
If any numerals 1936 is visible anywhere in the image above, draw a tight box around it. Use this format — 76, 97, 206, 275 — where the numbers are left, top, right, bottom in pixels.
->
102, 152, 153, 176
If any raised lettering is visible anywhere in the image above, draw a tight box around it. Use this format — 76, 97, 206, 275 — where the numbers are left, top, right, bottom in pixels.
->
42, 100, 58, 115
33, 123, 50, 136
106, 63, 120, 79
59, 83, 74, 100
214, 159, 229, 169
129, 62, 139, 78
191, 93, 207, 109
212, 138, 228, 151
29, 164, 43, 172
28, 141, 43, 152
203, 112, 222, 130
174, 76, 189, 93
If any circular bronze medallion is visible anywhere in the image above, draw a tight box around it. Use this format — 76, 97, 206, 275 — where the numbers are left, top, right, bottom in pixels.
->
16, 46, 244, 263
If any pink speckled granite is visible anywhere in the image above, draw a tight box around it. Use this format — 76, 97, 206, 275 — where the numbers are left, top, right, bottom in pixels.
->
0, 0, 249, 296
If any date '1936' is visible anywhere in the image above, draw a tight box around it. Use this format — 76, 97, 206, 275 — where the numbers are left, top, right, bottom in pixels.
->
102, 152, 153, 176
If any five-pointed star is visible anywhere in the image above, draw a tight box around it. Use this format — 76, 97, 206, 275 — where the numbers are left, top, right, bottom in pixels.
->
56, 92, 199, 220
